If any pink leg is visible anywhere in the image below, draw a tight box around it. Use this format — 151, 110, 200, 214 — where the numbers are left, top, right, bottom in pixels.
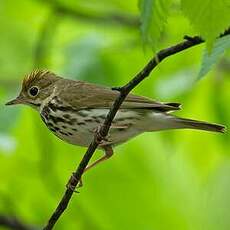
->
84, 145, 114, 172
75, 146, 113, 188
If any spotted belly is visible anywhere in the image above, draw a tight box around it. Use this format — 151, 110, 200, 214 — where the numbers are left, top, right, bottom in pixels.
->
40, 102, 145, 147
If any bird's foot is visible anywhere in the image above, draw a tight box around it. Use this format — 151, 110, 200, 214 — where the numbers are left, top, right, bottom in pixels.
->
66, 173, 83, 193
93, 126, 109, 145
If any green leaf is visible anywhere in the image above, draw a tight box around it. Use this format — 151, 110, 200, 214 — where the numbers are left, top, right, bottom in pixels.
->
198, 35, 230, 79
139, 0, 171, 50
181, 0, 230, 49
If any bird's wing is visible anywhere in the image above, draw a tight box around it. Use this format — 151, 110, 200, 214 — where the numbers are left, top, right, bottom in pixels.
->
58, 80, 181, 112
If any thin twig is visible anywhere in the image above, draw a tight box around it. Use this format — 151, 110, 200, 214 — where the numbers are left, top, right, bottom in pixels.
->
0, 215, 35, 230
43, 29, 230, 230
44, 0, 139, 28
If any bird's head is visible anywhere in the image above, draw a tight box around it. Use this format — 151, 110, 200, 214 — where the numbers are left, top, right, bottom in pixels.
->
6, 70, 61, 110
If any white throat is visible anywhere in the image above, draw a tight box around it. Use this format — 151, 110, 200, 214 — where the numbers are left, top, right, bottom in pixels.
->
39, 86, 57, 113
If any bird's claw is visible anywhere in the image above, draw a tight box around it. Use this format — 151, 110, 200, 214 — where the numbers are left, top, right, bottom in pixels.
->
66, 173, 83, 193
94, 126, 109, 144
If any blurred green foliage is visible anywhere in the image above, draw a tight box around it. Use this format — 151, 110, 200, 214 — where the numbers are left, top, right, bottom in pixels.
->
181, 0, 230, 49
0, 0, 230, 230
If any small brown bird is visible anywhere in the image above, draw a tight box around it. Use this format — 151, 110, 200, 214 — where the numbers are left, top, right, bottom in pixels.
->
6, 70, 225, 174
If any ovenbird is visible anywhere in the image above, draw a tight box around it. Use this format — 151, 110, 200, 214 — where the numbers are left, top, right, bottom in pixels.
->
6, 70, 225, 172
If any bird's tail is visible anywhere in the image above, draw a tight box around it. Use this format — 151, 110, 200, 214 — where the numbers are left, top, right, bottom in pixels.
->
145, 113, 226, 133
172, 117, 226, 133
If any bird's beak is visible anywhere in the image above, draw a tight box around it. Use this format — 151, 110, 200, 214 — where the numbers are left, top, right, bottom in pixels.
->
5, 97, 23, 106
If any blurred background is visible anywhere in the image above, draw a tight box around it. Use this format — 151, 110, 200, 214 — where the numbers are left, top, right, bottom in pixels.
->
0, 0, 230, 230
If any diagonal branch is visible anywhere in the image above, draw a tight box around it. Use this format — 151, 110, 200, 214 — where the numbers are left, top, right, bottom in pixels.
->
56, 6, 139, 28
42, 29, 230, 230
44, 0, 140, 28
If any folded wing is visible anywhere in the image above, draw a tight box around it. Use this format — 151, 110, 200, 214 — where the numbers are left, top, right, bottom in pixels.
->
58, 80, 181, 112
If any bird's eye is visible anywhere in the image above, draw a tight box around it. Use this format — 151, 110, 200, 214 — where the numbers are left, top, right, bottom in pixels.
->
28, 86, 39, 97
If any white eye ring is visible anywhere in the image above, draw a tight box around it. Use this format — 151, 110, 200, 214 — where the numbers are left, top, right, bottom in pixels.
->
28, 86, 39, 97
